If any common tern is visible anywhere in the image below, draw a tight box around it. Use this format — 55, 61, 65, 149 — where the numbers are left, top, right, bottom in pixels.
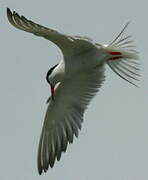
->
7, 8, 140, 175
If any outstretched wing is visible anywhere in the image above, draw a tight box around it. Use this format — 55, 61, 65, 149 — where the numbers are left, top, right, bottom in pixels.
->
38, 64, 105, 174
7, 8, 95, 56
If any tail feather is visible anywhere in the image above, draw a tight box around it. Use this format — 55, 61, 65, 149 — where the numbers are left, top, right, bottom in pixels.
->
108, 62, 139, 87
107, 22, 140, 86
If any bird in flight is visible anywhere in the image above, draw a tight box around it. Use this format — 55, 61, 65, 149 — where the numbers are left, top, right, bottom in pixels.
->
7, 8, 140, 175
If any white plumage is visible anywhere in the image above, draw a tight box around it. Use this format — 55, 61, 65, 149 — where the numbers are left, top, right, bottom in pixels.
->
7, 8, 140, 174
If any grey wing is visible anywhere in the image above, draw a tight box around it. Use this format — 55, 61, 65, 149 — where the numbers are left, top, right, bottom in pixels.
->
38, 64, 105, 174
7, 8, 95, 56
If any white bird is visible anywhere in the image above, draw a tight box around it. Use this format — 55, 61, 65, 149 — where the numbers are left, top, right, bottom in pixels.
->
7, 8, 140, 175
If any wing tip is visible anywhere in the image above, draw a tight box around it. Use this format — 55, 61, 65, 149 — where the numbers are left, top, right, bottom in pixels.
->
7, 8, 18, 17
7, 8, 17, 27
7, 7, 11, 14
37, 157, 55, 175
38, 168, 42, 175
7, 7, 12, 19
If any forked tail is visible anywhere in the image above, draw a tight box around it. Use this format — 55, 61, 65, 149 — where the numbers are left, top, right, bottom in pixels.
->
104, 22, 140, 87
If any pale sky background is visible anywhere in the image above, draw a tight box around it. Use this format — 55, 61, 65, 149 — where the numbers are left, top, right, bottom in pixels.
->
1, 0, 147, 180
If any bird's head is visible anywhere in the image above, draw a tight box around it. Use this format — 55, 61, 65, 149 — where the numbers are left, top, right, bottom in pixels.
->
46, 64, 59, 100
